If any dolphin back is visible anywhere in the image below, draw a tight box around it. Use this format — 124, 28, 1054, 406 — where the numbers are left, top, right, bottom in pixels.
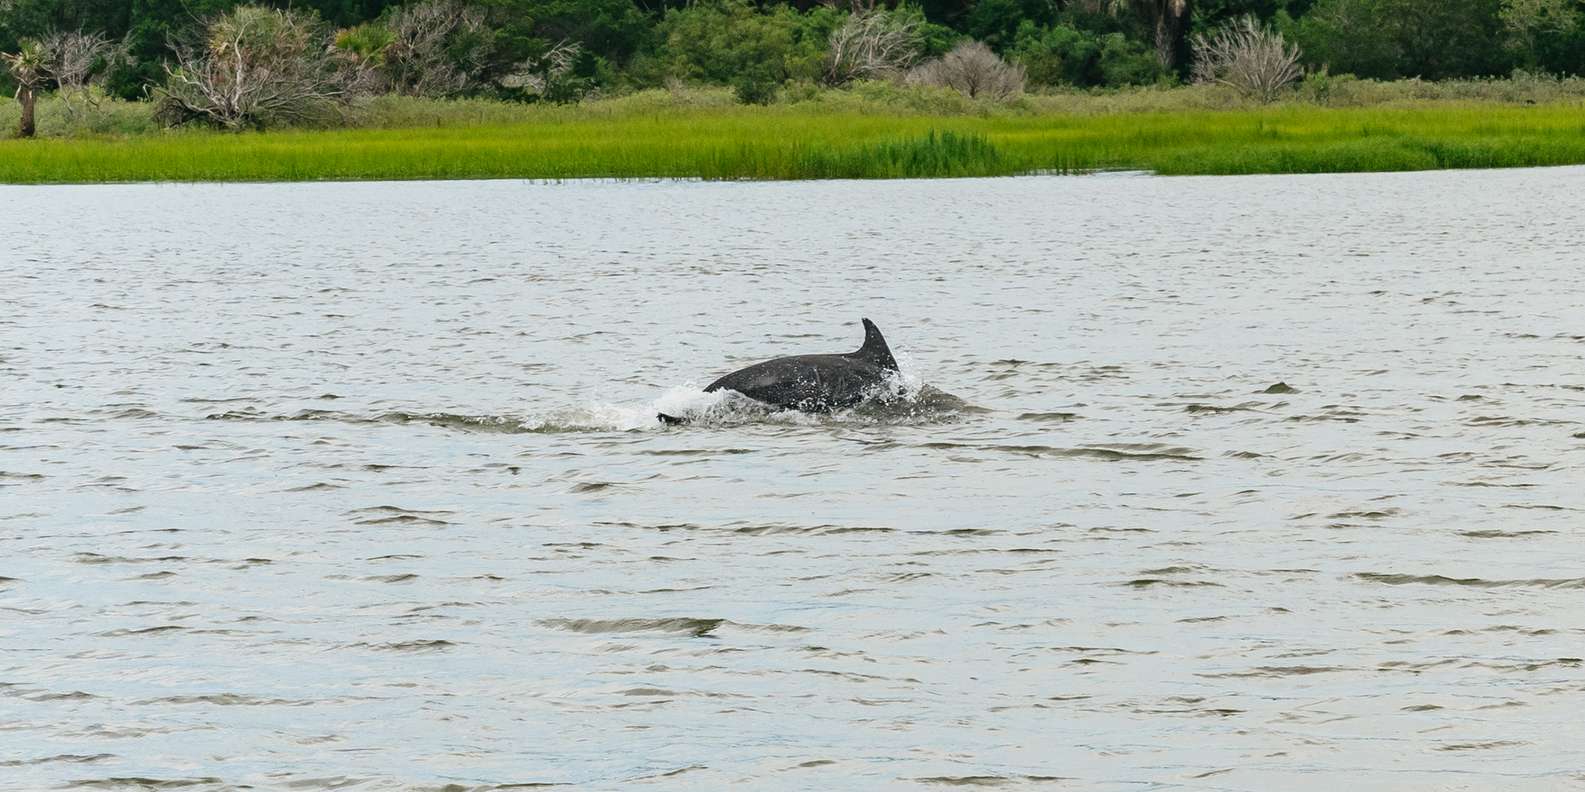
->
687, 318, 902, 415
705, 354, 885, 412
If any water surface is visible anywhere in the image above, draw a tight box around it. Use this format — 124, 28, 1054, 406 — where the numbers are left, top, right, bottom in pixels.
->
2, 169, 1584, 790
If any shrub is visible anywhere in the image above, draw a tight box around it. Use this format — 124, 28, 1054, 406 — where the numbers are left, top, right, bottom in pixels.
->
825, 9, 926, 86
907, 40, 1025, 100
0, 89, 161, 138
156, 6, 358, 130
1190, 16, 1303, 102
787, 78, 985, 114
335, 23, 396, 67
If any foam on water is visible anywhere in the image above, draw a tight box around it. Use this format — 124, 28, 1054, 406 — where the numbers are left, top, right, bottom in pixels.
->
190, 376, 968, 435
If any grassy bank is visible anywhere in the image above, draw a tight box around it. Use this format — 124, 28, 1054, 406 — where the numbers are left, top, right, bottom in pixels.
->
2, 83, 1585, 182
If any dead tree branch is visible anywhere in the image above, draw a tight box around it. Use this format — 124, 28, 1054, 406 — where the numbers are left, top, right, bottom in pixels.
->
1190, 16, 1303, 102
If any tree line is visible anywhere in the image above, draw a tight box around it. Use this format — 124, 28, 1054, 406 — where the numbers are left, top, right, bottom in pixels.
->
3, 0, 1583, 133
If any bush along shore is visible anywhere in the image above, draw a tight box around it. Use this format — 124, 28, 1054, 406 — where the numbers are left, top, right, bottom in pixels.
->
3, 80, 1585, 183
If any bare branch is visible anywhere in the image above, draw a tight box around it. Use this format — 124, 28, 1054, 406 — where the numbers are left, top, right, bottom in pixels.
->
500, 39, 583, 97
384, 0, 491, 97
157, 6, 357, 130
826, 10, 924, 86
38, 30, 112, 91
32, 30, 116, 120
1190, 16, 1303, 103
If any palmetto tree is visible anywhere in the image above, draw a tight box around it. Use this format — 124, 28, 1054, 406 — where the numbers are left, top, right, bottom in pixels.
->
1098, 0, 1189, 70
2, 40, 47, 138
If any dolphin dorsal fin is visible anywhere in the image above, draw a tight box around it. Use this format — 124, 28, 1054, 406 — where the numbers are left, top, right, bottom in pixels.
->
854, 318, 899, 371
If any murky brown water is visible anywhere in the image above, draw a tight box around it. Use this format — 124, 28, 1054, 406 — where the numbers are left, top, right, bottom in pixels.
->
2, 169, 1584, 791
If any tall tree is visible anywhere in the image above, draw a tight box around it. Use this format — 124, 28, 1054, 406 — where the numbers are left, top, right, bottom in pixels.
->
1099, 0, 1190, 69
1295, 0, 1509, 78
1500, 0, 1585, 71
2, 39, 45, 137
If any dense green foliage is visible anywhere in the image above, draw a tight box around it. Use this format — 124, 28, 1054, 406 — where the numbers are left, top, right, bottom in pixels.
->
3, 0, 1584, 106
651, 0, 838, 102
1010, 21, 1164, 87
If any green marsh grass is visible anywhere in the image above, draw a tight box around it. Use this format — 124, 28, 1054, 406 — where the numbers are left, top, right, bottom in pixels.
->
2, 90, 1584, 182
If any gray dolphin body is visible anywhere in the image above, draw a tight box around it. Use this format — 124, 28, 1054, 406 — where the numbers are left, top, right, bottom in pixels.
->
660, 318, 901, 423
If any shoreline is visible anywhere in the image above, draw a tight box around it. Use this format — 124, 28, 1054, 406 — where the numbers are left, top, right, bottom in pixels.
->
10, 164, 1585, 189
4, 89, 1584, 184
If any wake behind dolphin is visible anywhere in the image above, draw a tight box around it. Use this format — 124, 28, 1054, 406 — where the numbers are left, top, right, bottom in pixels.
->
659, 318, 906, 425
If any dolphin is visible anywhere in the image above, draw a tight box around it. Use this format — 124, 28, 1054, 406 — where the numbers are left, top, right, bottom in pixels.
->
660, 318, 901, 424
